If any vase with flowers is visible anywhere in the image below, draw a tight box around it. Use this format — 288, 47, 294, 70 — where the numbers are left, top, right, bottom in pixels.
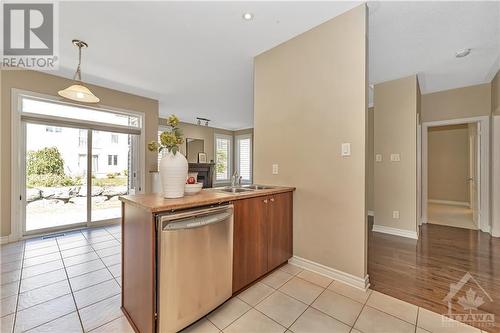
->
148, 115, 187, 198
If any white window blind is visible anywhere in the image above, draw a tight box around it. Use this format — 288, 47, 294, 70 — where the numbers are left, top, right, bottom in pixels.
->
215, 134, 232, 182
236, 136, 252, 182
157, 130, 162, 169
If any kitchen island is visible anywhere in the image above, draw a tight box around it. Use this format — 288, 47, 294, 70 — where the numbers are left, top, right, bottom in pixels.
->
119, 186, 294, 333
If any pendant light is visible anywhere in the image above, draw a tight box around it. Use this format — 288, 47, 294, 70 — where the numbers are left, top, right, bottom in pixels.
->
58, 39, 100, 103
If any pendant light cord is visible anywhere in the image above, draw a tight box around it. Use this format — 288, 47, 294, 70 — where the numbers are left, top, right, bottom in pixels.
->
73, 44, 82, 82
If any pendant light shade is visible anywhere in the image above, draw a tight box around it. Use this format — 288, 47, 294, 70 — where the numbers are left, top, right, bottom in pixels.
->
58, 40, 100, 103
58, 84, 100, 103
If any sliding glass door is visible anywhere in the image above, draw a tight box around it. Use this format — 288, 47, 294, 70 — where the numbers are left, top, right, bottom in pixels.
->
25, 123, 89, 232
20, 95, 142, 236
91, 131, 137, 223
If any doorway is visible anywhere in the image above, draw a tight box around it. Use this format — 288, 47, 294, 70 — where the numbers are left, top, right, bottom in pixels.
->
422, 116, 490, 233
13, 91, 144, 238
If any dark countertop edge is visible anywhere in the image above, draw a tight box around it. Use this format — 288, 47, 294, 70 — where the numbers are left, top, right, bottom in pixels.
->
119, 187, 295, 213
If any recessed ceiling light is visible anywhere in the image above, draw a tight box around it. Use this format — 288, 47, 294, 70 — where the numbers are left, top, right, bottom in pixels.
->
455, 48, 471, 58
242, 12, 254, 21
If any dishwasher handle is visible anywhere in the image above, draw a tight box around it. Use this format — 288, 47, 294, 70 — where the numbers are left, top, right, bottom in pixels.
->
162, 210, 232, 231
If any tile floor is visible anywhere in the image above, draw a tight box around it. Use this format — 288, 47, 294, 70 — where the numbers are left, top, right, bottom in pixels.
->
1, 224, 487, 333
1, 224, 132, 333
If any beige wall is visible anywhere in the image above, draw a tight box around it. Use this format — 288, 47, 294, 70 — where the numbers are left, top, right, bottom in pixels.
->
493, 71, 500, 236
1, 69, 159, 238
492, 116, 500, 237
158, 120, 233, 165
428, 124, 470, 203
367, 108, 374, 211
374, 75, 418, 232
254, 5, 367, 279
158, 120, 254, 174
421, 83, 491, 122
493, 71, 500, 116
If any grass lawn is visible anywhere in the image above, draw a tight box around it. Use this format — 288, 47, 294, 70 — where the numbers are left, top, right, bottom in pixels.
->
92, 176, 127, 187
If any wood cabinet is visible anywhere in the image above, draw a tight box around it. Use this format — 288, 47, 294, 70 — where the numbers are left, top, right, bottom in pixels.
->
267, 192, 293, 270
232, 191, 293, 293
232, 196, 269, 292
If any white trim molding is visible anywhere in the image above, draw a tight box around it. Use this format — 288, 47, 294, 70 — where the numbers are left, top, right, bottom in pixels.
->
428, 199, 470, 208
372, 224, 418, 240
0, 236, 10, 245
367, 210, 375, 217
422, 116, 490, 234
289, 256, 370, 291
10, 89, 146, 242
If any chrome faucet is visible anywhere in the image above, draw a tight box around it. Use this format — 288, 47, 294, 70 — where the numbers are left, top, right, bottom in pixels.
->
231, 170, 239, 187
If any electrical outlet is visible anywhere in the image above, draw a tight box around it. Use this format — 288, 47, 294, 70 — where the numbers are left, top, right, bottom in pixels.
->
375, 154, 382, 162
392, 210, 400, 219
272, 164, 279, 175
390, 153, 401, 162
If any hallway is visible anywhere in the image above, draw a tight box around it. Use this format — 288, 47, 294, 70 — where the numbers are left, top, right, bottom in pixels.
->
428, 202, 476, 230
369, 221, 500, 333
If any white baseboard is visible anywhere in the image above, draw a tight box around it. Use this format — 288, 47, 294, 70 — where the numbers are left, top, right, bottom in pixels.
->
367, 210, 374, 217
428, 199, 470, 208
0, 236, 10, 244
372, 224, 418, 240
289, 256, 370, 291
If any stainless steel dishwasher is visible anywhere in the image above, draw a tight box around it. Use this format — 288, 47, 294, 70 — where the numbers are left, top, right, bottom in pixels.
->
156, 203, 233, 333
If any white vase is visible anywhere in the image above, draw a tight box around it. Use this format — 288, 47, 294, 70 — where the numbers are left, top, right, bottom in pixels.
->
159, 151, 188, 198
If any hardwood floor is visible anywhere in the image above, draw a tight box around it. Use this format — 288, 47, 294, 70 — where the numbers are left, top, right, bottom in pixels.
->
368, 219, 500, 333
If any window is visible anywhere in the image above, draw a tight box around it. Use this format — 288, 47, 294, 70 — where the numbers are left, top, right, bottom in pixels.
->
111, 134, 119, 144
78, 154, 98, 171
108, 154, 118, 166
92, 155, 98, 172
45, 126, 61, 133
22, 98, 141, 129
157, 128, 165, 169
215, 134, 232, 182
235, 134, 252, 183
78, 129, 87, 147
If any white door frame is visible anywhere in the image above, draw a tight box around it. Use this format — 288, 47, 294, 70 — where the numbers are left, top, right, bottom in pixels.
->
11, 89, 146, 242
421, 116, 490, 233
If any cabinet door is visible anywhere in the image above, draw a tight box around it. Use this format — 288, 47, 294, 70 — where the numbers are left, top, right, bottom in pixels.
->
268, 192, 293, 270
232, 196, 269, 293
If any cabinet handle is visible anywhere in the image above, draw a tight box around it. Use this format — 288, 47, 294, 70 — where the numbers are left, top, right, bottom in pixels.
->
270, 198, 275, 202
263, 199, 268, 204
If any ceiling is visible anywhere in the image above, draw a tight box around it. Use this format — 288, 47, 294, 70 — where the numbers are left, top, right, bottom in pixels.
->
54, 1, 500, 129
56, 1, 360, 130
368, 1, 500, 96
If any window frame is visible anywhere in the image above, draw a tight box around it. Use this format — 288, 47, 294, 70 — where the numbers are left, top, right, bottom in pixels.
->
214, 133, 233, 184
235, 133, 252, 184
11, 89, 146, 241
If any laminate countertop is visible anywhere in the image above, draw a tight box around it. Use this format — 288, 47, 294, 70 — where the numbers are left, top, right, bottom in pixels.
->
119, 186, 295, 213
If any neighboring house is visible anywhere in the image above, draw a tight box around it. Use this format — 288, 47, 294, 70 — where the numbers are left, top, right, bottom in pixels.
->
27, 125, 129, 178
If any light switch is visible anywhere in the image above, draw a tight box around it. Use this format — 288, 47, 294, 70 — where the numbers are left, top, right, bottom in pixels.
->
375, 154, 382, 162
390, 153, 401, 162
272, 164, 279, 175
341, 143, 351, 157
392, 210, 400, 219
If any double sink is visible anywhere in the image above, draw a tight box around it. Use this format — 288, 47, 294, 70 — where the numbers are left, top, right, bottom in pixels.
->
217, 185, 275, 194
